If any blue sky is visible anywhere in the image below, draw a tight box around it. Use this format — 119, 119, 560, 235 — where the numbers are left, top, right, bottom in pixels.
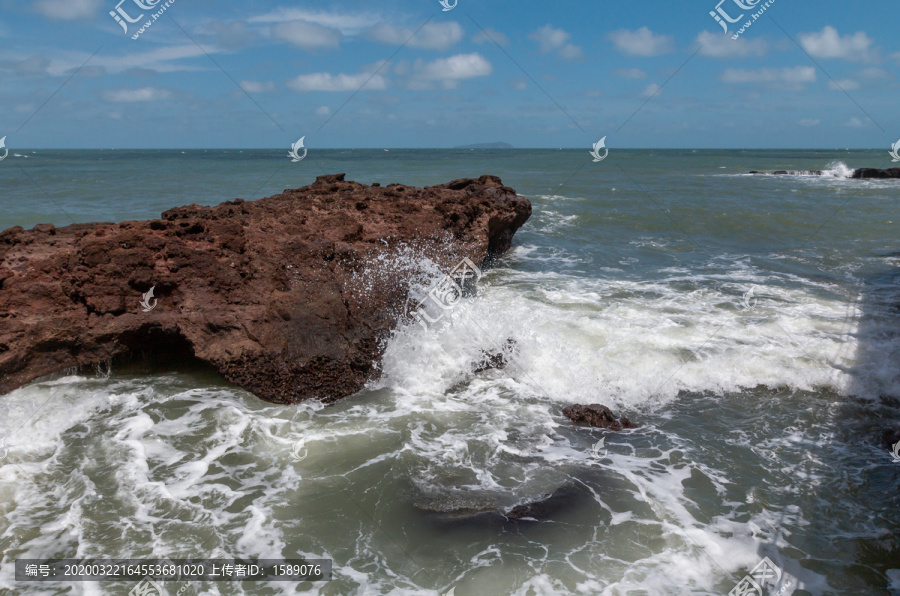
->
0, 0, 898, 148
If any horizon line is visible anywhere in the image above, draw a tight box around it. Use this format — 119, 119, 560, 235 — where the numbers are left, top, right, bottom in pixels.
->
1, 147, 891, 151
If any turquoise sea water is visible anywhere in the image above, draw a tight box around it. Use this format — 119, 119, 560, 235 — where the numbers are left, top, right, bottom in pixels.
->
1, 149, 899, 595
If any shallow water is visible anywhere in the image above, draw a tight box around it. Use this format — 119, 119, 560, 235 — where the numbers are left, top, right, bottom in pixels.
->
1, 150, 899, 594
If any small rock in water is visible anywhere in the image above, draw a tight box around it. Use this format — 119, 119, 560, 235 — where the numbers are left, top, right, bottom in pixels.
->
562, 403, 637, 430
472, 338, 517, 373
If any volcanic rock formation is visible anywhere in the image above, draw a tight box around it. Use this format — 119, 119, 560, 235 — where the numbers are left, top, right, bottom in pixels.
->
0, 174, 531, 403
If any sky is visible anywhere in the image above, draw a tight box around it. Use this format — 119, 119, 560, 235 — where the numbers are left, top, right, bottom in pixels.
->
0, 0, 898, 149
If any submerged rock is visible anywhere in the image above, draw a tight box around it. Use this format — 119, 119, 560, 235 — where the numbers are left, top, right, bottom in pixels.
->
503, 486, 582, 521
416, 485, 590, 527
472, 338, 518, 373
0, 174, 531, 403
562, 404, 637, 430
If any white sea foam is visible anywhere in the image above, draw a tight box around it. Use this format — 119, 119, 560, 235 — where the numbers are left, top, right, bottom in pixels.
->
378, 265, 867, 410
821, 161, 856, 178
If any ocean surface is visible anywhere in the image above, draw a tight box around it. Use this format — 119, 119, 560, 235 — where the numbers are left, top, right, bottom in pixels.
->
1, 149, 899, 595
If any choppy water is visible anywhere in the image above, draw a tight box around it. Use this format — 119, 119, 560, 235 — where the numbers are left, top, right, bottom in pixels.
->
1, 150, 899, 595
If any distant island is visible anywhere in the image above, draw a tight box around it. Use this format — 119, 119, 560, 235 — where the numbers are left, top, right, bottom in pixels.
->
454, 142, 514, 149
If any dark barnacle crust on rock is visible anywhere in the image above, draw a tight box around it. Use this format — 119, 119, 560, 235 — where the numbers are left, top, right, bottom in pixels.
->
0, 174, 531, 403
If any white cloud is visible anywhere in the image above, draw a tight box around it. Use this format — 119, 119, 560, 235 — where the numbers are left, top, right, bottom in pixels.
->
240, 81, 275, 93
798, 26, 875, 62
33, 0, 100, 20
609, 27, 674, 57
510, 77, 527, 90
102, 87, 171, 102
410, 53, 492, 89
249, 8, 376, 36
272, 20, 341, 50
844, 117, 868, 127
1, 56, 51, 75
858, 67, 892, 79
316, 106, 331, 116
50, 44, 223, 76
287, 72, 387, 92
613, 68, 647, 79
557, 44, 584, 61
828, 78, 860, 90
393, 60, 411, 75
364, 22, 463, 51
528, 25, 583, 60
696, 30, 766, 58
799, 119, 820, 127
721, 66, 816, 87
203, 21, 258, 50
472, 28, 508, 46
79, 65, 106, 77
529, 24, 569, 53
642, 83, 661, 97
418, 53, 492, 80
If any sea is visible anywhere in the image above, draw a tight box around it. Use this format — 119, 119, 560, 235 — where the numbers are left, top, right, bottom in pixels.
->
0, 149, 898, 595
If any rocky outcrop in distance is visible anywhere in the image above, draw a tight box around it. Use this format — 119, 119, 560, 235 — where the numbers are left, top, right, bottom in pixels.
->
748, 168, 900, 178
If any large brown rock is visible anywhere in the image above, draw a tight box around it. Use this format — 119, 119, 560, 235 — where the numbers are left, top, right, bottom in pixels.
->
0, 174, 531, 403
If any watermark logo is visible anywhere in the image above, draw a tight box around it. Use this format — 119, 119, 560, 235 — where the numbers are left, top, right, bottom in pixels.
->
741, 286, 758, 311
289, 137, 307, 162
729, 557, 789, 596
110, 0, 145, 34
710, 0, 747, 33
891, 441, 900, 463
130, 577, 163, 596
889, 139, 900, 162
439, 0, 457, 11
591, 437, 607, 459
710, 0, 775, 40
590, 136, 608, 162
0, 136, 7, 162
140, 286, 157, 312
408, 258, 482, 332
110, 0, 175, 40
291, 440, 308, 463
